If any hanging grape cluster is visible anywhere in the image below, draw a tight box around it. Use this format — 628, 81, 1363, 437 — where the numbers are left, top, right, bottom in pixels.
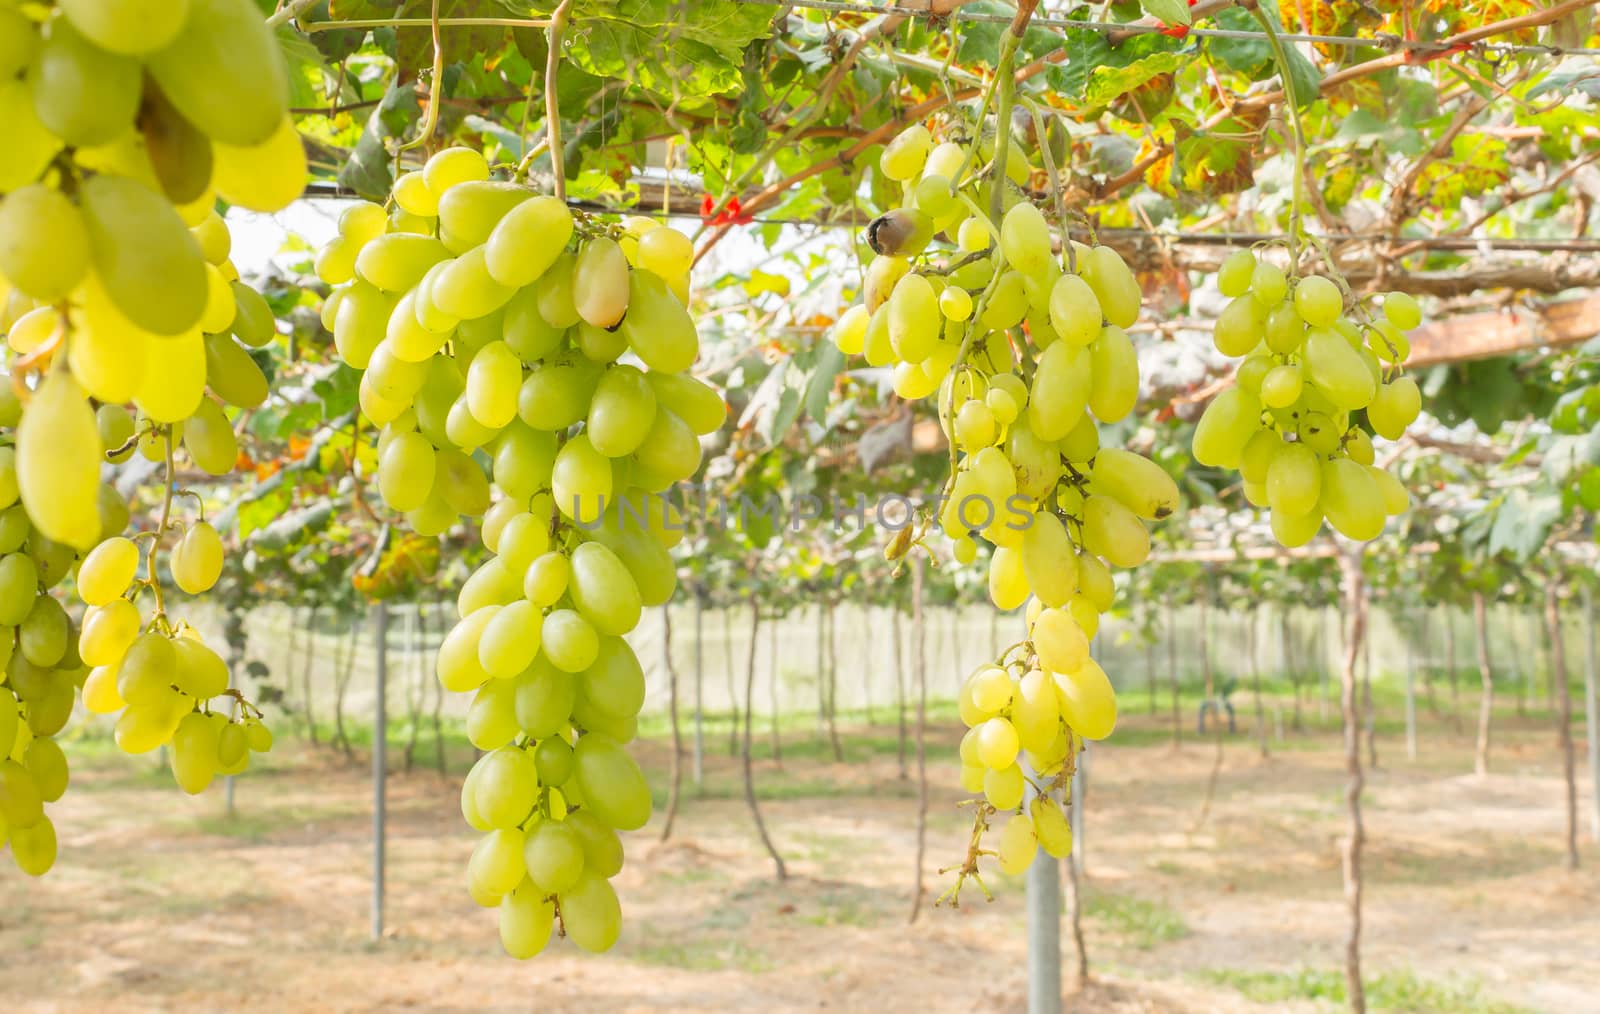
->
315, 145, 724, 958
832, 120, 1179, 897
0, 0, 300, 876
1192, 250, 1422, 546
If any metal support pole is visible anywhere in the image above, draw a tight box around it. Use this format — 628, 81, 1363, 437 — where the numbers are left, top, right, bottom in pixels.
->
372, 600, 388, 942
1071, 749, 1087, 875
1405, 608, 1417, 763
693, 593, 705, 787
1584, 588, 1600, 843
1025, 760, 1061, 1014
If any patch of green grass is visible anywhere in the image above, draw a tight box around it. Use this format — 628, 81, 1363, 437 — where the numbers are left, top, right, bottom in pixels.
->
800, 890, 885, 929
1083, 891, 1188, 950
1200, 966, 1528, 1013
631, 936, 773, 972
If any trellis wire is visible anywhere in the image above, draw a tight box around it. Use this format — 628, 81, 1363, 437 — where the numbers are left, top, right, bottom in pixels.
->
298, 181, 1600, 253
732, 0, 1600, 57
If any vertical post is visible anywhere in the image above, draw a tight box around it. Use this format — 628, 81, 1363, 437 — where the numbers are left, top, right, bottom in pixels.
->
1585, 588, 1600, 843
1336, 550, 1368, 1014
1071, 748, 1087, 875
693, 591, 705, 787
225, 775, 235, 817
372, 600, 388, 943
1405, 607, 1417, 763
1026, 761, 1061, 1014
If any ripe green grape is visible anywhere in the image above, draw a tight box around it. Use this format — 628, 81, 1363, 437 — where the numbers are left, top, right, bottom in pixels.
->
1028, 342, 1090, 440
478, 600, 542, 680
170, 521, 223, 594
1293, 275, 1343, 327
1087, 325, 1138, 422
1383, 291, 1421, 330
1320, 457, 1385, 540
1303, 327, 1376, 410
1368, 377, 1421, 440
80, 175, 208, 336
887, 272, 939, 362
201, 333, 268, 409
147, 0, 288, 146
581, 636, 646, 721
377, 432, 436, 513
78, 536, 138, 606
619, 269, 698, 373
573, 734, 651, 831
568, 543, 642, 637
996, 813, 1038, 874
587, 366, 657, 458
499, 881, 556, 959
1031, 796, 1073, 858
1081, 494, 1149, 568
173, 634, 228, 698
208, 116, 302, 213
880, 123, 932, 180
984, 763, 1025, 810
1215, 295, 1265, 357
1055, 659, 1116, 740
524, 819, 585, 894
117, 632, 176, 707
79, 599, 139, 667
1089, 447, 1178, 522
572, 238, 631, 329
183, 397, 238, 475
17, 370, 102, 551
552, 434, 613, 522
170, 711, 219, 795
542, 609, 599, 673
29, 20, 140, 147
1217, 250, 1255, 297
0, 185, 90, 302
474, 746, 538, 830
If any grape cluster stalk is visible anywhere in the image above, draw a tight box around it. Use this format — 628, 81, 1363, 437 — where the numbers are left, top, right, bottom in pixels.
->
0, 0, 301, 876
833, 117, 1179, 897
1194, 250, 1423, 546
316, 144, 725, 957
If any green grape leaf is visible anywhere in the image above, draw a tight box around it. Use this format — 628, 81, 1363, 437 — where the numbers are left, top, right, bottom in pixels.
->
1207, 4, 1320, 107
1171, 119, 1255, 196
566, 0, 774, 97
1139, 0, 1192, 27
955, 0, 1061, 66
1084, 50, 1185, 107
338, 83, 421, 199
1487, 488, 1562, 560
803, 341, 845, 426
329, 0, 521, 70
1047, 22, 1184, 102
296, 2, 365, 61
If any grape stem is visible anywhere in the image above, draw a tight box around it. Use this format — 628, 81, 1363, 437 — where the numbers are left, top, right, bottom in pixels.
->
1248, 2, 1307, 270
1019, 96, 1076, 274
545, 0, 575, 202
393, 0, 445, 156
177, 489, 206, 523
986, 38, 1019, 226
146, 427, 177, 627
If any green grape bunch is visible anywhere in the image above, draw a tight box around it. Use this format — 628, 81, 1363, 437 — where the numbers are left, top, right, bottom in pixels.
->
0, 0, 303, 878
315, 145, 725, 958
1192, 250, 1422, 546
833, 120, 1178, 900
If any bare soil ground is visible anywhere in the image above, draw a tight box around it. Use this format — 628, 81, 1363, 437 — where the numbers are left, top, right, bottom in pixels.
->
2, 712, 1595, 1013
